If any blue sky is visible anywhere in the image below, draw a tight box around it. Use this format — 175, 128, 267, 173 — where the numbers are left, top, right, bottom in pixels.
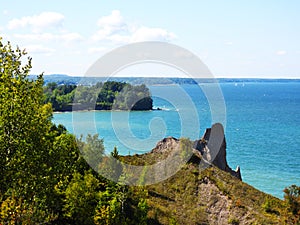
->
1, 0, 299, 78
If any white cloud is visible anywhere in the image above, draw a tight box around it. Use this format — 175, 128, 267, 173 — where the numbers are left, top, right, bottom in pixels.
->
225, 41, 233, 45
92, 10, 176, 44
3, 10, 9, 15
276, 50, 287, 55
15, 33, 55, 41
97, 10, 126, 31
24, 44, 55, 54
92, 10, 128, 42
14, 32, 83, 42
7, 12, 64, 31
88, 47, 108, 54
60, 32, 84, 42
279, 63, 286, 67
7, 11, 83, 43
130, 26, 176, 42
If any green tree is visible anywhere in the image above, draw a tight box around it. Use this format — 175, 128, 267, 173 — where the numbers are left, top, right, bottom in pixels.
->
0, 194, 57, 224
0, 37, 82, 224
43, 83, 76, 110
0, 37, 149, 224
113, 83, 153, 110
111, 146, 119, 159
94, 183, 148, 225
78, 134, 105, 170
94, 190, 124, 225
284, 185, 300, 216
0, 38, 53, 197
61, 171, 101, 225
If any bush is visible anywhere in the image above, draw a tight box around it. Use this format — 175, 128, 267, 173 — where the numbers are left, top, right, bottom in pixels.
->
228, 217, 239, 225
284, 185, 300, 215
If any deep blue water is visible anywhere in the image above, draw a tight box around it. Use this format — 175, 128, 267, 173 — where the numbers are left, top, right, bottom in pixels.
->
53, 81, 300, 198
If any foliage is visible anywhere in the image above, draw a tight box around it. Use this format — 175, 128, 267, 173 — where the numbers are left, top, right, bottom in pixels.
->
169, 216, 179, 225
0, 194, 57, 224
0, 37, 85, 224
262, 195, 280, 214
228, 217, 240, 225
112, 83, 153, 110
284, 184, 300, 222
0, 39, 53, 198
77, 134, 105, 170
0, 37, 148, 224
179, 138, 193, 161
44, 80, 153, 111
94, 184, 148, 225
43, 82, 76, 110
61, 171, 101, 225
111, 146, 119, 159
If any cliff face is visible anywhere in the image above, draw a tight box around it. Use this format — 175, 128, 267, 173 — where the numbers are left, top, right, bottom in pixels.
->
193, 123, 242, 180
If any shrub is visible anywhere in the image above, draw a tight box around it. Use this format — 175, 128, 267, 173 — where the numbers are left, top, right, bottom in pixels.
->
284, 185, 300, 215
228, 217, 240, 225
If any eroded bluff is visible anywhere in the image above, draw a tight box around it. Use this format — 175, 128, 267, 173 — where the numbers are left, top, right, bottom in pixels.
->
150, 123, 242, 180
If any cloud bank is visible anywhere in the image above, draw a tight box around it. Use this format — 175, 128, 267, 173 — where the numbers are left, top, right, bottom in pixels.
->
7, 12, 64, 32
92, 10, 176, 44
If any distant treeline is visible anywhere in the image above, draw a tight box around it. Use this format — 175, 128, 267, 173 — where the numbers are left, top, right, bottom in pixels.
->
43, 81, 153, 111
30, 74, 300, 86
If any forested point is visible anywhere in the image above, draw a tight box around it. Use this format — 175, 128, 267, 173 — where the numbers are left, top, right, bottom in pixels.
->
43, 81, 153, 111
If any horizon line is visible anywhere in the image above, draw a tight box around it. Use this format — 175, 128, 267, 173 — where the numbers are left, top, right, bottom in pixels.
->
33, 74, 300, 80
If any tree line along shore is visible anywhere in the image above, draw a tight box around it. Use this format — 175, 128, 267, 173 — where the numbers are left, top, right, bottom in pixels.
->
43, 81, 153, 111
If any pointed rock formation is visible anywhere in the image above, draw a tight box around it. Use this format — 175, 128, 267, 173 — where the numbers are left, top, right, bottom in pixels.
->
193, 123, 242, 180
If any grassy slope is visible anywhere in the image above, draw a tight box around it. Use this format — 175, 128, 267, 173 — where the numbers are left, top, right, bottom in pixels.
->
121, 152, 294, 225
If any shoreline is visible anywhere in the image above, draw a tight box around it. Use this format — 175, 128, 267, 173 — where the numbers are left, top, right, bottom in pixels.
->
53, 107, 165, 113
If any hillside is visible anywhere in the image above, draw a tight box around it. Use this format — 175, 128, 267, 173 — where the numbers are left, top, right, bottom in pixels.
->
144, 165, 288, 224
120, 124, 295, 225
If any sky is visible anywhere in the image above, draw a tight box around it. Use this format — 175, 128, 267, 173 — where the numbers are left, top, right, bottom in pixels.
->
0, 0, 300, 78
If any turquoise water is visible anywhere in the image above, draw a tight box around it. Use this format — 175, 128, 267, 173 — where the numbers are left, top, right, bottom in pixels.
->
53, 82, 300, 198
